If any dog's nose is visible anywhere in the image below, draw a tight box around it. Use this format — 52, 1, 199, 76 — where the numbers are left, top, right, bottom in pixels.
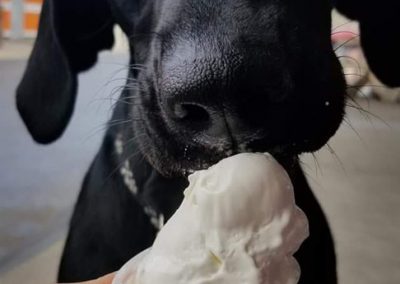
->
158, 53, 265, 141
166, 99, 229, 138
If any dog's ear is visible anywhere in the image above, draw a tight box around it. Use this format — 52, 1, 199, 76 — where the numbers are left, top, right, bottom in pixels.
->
334, 1, 400, 87
16, 0, 115, 144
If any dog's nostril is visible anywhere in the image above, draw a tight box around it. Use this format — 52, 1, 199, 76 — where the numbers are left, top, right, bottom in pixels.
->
173, 103, 210, 123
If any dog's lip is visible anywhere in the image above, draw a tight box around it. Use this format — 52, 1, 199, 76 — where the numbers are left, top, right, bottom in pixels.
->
179, 145, 297, 178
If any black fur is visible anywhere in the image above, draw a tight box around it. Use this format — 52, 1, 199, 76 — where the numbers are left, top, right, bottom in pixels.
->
16, 0, 396, 283
16, 0, 114, 143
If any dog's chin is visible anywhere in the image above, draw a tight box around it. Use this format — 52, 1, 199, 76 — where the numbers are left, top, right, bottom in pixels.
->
135, 133, 235, 177
134, 122, 299, 177
147, 146, 299, 178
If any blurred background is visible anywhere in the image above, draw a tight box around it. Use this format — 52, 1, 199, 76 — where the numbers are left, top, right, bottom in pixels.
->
0, 1, 399, 283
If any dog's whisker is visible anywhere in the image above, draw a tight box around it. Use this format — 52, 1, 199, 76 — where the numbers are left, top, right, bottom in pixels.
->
336, 55, 362, 75
299, 158, 323, 189
333, 35, 360, 52
124, 80, 141, 85
127, 137, 154, 168
342, 116, 364, 142
345, 103, 373, 123
102, 67, 133, 86
343, 115, 372, 153
122, 133, 148, 149
325, 143, 347, 175
103, 149, 143, 185
83, 120, 140, 142
128, 67, 147, 73
345, 95, 374, 121
103, 132, 149, 185
124, 85, 143, 92
105, 64, 146, 76
311, 152, 323, 177
100, 70, 144, 99
129, 64, 147, 68
346, 101, 392, 129
348, 83, 388, 89
331, 21, 355, 32
124, 84, 146, 91
346, 85, 369, 99
87, 98, 145, 113
104, 85, 146, 110
345, 88, 381, 123
111, 98, 143, 106
108, 85, 130, 98
84, 77, 136, 110
104, 77, 141, 85
123, 85, 147, 94
96, 62, 146, 69
85, 79, 139, 108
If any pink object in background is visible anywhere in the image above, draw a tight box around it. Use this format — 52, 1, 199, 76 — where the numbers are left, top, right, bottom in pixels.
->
331, 20, 400, 102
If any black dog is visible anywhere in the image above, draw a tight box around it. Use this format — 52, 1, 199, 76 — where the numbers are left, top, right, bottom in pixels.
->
16, 0, 400, 283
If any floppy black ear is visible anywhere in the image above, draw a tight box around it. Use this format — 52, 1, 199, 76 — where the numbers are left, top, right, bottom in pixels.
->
16, 0, 115, 144
334, 1, 400, 87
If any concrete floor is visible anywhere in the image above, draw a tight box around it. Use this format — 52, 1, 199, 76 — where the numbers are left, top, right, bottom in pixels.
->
0, 40, 128, 282
303, 100, 400, 284
0, 40, 400, 284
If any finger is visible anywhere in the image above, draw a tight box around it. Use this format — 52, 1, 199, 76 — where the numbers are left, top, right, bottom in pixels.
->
90, 273, 116, 284
112, 248, 150, 284
61, 272, 116, 284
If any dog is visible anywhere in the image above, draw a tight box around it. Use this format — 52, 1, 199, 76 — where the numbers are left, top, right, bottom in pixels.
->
15, 0, 400, 283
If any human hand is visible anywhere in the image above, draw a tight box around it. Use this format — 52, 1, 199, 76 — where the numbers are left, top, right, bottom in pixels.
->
112, 248, 149, 284
61, 273, 115, 284
61, 249, 149, 284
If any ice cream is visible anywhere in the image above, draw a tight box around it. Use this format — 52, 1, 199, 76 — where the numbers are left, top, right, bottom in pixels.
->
113, 153, 309, 284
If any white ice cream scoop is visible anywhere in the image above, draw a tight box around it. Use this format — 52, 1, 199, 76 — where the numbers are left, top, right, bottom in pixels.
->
113, 153, 309, 284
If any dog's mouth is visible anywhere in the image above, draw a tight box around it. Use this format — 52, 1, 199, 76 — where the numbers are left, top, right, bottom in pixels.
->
136, 129, 297, 177
131, 99, 300, 177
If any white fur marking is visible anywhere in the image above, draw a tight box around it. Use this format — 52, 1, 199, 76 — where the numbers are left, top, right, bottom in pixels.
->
114, 133, 163, 230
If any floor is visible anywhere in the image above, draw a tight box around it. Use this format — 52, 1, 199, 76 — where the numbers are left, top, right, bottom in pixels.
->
0, 40, 128, 283
302, 100, 400, 284
0, 39, 399, 283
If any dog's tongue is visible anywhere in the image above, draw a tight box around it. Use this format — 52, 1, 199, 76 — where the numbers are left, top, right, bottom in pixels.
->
114, 153, 309, 284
